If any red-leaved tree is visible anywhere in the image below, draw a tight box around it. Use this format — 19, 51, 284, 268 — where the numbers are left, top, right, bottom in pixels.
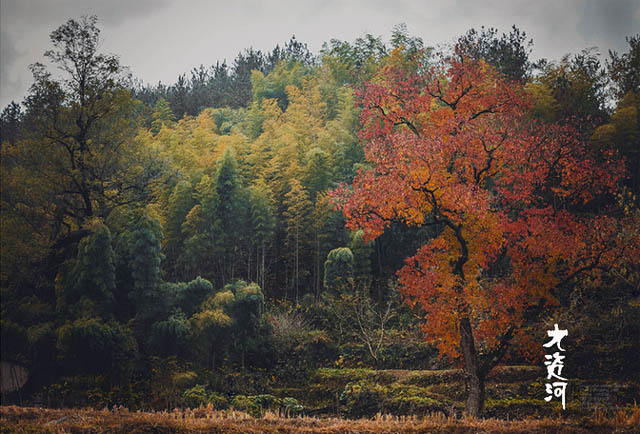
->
332, 47, 639, 416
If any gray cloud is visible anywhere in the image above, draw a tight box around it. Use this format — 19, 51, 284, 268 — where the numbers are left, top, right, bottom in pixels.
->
0, 29, 24, 105
1, 0, 637, 109
1, 0, 171, 27
578, 0, 640, 53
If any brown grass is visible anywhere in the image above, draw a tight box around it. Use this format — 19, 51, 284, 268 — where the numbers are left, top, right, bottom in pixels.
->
1, 404, 638, 433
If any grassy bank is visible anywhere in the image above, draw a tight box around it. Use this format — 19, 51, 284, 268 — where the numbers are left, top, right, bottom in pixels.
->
271, 366, 639, 419
1, 405, 640, 434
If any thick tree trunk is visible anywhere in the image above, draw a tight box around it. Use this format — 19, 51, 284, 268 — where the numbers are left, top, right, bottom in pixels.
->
459, 316, 485, 417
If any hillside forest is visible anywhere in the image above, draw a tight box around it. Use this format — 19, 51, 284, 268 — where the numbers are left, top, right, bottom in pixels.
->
1, 16, 639, 419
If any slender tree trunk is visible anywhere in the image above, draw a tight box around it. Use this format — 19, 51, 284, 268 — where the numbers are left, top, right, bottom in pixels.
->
460, 316, 485, 417
231, 246, 236, 280
375, 239, 384, 301
211, 344, 216, 371
295, 223, 299, 304
216, 254, 225, 288
314, 232, 318, 297
241, 334, 246, 370
261, 243, 266, 293
247, 248, 251, 281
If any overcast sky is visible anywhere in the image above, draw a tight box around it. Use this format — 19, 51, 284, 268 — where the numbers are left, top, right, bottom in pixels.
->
1, 0, 639, 109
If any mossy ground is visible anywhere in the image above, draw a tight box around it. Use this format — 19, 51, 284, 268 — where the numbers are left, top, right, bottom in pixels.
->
272, 366, 639, 420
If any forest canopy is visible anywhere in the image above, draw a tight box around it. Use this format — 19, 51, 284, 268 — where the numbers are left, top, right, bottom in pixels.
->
1, 16, 638, 418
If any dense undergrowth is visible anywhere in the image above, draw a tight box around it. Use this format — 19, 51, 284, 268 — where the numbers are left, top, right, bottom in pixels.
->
277, 366, 639, 419
6, 366, 637, 422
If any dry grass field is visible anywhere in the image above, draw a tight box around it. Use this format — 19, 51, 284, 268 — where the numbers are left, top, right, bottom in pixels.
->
1, 405, 639, 433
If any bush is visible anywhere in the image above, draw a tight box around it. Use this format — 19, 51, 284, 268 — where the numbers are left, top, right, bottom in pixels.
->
182, 385, 230, 409
340, 381, 386, 418
172, 371, 198, 389
56, 318, 138, 376
231, 395, 255, 415
43, 375, 145, 409
231, 394, 303, 417
386, 384, 447, 415
339, 381, 449, 418
272, 320, 338, 384
182, 384, 208, 408
207, 392, 230, 410
269, 310, 310, 343
281, 396, 304, 415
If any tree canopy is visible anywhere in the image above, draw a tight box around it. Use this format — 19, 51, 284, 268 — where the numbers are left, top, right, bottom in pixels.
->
333, 43, 639, 416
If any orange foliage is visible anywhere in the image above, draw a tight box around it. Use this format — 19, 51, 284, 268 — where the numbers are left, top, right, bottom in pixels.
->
333, 49, 639, 363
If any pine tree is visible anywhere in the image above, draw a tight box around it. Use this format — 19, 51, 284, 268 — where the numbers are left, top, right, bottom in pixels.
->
151, 97, 176, 134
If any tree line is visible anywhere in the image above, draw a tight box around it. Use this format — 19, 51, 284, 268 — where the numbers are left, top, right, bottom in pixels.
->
1, 16, 638, 414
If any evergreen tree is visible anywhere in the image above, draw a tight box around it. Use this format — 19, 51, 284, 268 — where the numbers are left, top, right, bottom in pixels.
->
150, 309, 190, 357
164, 180, 196, 281
349, 230, 373, 290
128, 211, 165, 319
188, 293, 233, 370
61, 221, 116, 319
0, 101, 22, 145
215, 148, 247, 283
151, 97, 176, 134
303, 147, 331, 201
323, 247, 354, 293
230, 281, 265, 369
283, 179, 312, 302
249, 179, 275, 292
176, 276, 214, 316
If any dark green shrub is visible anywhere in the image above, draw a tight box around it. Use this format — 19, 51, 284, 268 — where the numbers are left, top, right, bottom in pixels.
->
182, 384, 230, 409
340, 381, 386, 418
207, 392, 229, 410
182, 384, 208, 408
282, 397, 304, 415
231, 394, 303, 417
231, 394, 260, 416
